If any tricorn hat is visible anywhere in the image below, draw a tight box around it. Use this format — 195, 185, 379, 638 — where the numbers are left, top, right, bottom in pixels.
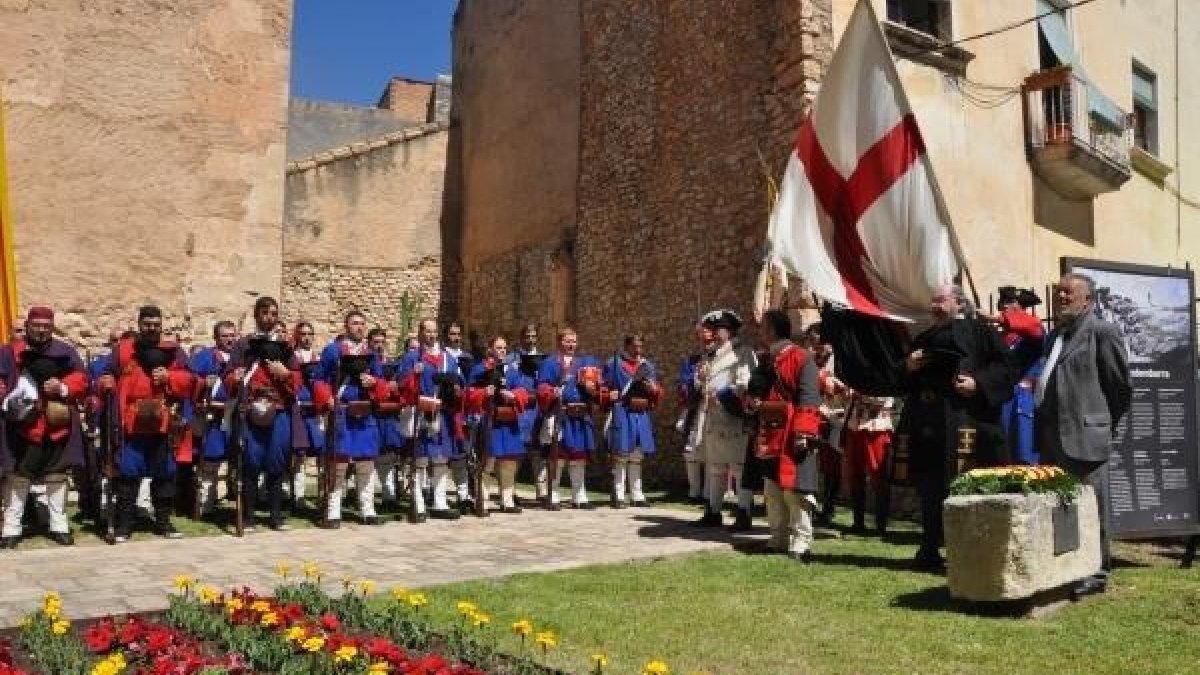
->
701, 309, 743, 332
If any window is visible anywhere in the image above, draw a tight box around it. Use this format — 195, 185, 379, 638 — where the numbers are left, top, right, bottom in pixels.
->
1132, 62, 1158, 155
887, 0, 952, 41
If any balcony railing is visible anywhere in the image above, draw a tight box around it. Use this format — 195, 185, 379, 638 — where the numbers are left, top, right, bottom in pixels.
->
1021, 65, 1133, 198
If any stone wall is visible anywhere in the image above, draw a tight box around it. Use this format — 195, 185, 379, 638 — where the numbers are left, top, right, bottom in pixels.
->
377, 77, 435, 122
282, 124, 448, 342
287, 98, 418, 161
0, 0, 293, 350
448, 0, 833, 485
282, 259, 440, 346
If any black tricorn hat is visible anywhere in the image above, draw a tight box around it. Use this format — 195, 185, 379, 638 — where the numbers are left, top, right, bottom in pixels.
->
701, 309, 743, 332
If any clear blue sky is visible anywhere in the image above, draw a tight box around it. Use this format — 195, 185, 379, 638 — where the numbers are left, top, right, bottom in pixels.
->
290, 0, 457, 106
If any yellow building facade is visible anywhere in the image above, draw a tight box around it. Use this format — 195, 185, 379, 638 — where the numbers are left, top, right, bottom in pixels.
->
832, 0, 1200, 308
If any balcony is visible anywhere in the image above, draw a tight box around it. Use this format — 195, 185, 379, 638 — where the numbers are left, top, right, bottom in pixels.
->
1021, 66, 1132, 199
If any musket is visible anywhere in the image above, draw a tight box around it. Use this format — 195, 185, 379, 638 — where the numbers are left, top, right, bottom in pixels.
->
405, 397, 421, 523
229, 365, 248, 537
319, 359, 342, 527
467, 363, 501, 518
102, 383, 121, 545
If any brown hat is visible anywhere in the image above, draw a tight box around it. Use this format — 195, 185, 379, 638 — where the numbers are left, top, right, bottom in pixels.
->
26, 306, 54, 322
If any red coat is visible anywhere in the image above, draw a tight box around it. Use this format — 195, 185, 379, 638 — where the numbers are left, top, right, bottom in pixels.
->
755, 343, 822, 492
0, 339, 88, 444
112, 337, 195, 460
223, 360, 302, 408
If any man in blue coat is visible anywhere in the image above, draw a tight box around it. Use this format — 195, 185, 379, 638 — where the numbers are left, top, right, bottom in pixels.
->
189, 321, 236, 520
602, 335, 662, 508
536, 327, 602, 510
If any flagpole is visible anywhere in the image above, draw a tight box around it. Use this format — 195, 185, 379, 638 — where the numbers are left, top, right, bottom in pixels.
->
860, 0, 983, 309
0, 83, 18, 339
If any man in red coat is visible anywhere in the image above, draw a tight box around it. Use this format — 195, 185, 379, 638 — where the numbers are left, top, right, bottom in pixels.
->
0, 306, 89, 548
746, 310, 823, 562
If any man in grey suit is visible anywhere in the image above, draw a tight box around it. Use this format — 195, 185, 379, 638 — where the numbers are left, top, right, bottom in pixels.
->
1035, 272, 1132, 599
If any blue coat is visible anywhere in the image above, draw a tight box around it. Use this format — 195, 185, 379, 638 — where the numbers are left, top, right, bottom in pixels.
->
536, 353, 600, 452
189, 347, 232, 462
1002, 359, 1042, 465
319, 339, 384, 460
466, 362, 532, 459
602, 356, 660, 455
396, 348, 463, 460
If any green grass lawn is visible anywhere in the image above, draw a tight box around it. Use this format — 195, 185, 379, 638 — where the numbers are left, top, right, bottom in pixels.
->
417, 521, 1200, 675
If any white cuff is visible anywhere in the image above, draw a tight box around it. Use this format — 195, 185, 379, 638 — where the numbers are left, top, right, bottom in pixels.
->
59, 383, 69, 398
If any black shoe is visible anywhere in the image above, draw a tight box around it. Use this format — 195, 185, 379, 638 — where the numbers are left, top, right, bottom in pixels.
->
457, 499, 476, 514
430, 509, 461, 520
269, 520, 290, 531
573, 501, 597, 510
49, 532, 75, 546
687, 496, 707, 506
319, 519, 341, 530
545, 502, 563, 511
693, 510, 723, 527
611, 498, 627, 510
632, 500, 648, 508
913, 548, 946, 573
847, 522, 869, 536
381, 500, 398, 514
409, 512, 428, 524
155, 520, 183, 539
1070, 576, 1108, 600
812, 512, 834, 529
0, 536, 18, 549
500, 506, 523, 514
362, 515, 382, 526
728, 508, 754, 532
788, 550, 812, 564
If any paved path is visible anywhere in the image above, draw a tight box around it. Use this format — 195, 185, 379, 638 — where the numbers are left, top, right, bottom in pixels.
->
0, 505, 741, 627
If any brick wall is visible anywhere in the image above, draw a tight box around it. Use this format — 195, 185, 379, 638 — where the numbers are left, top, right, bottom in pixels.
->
378, 77, 435, 123
448, 0, 834, 487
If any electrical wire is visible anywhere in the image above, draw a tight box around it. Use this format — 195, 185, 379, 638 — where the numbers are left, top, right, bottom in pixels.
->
907, 0, 1106, 57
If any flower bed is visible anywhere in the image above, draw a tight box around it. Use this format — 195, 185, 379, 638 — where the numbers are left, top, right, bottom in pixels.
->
948, 465, 1081, 503
2, 564, 679, 675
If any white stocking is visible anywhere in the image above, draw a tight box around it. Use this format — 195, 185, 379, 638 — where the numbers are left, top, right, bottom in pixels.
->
354, 461, 378, 517
569, 459, 588, 505
326, 463, 348, 521
411, 458, 429, 514
611, 459, 628, 502
628, 449, 645, 502
431, 461, 451, 511
2, 476, 31, 537
44, 477, 69, 535
497, 461, 518, 508
196, 462, 220, 516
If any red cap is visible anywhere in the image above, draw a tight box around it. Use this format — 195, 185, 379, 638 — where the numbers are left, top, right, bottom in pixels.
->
26, 306, 54, 323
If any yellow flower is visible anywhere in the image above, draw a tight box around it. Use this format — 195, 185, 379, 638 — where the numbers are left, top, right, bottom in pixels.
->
303, 561, 322, 581
43, 591, 61, 604
197, 586, 221, 605
341, 575, 354, 589
172, 574, 197, 592
591, 653, 609, 668
643, 659, 670, 675
334, 644, 358, 663
18, 616, 31, 629
225, 597, 244, 614
511, 618, 533, 637
90, 653, 127, 675
358, 579, 376, 596
260, 611, 279, 628
285, 626, 307, 643
471, 611, 491, 629
250, 600, 272, 613
535, 630, 557, 650
390, 586, 410, 602
52, 619, 70, 635
369, 662, 391, 674
302, 636, 326, 653
42, 600, 62, 620
456, 600, 478, 616
407, 592, 428, 609
276, 562, 291, 579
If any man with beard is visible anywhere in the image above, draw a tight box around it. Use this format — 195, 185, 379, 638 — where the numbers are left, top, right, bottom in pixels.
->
693, 310, 757, 529
509, 323, 547, 504
0, 307, 89, 548
228, 297, 301, 531
190, 321, 237, 520
465, 336, 533, 513
896, 284, 1022, 571
1035, 273, 1131, 598
536, 327, 603, 510
96, 306, 195, 542
603, 334, 662, 508
319, 310, 388, 527
397, 319, 466, 520
676, 320, 713, 505
745, 310, 823, 562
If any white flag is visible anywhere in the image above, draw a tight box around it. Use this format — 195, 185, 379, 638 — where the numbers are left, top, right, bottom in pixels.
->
764, 0, 963, 323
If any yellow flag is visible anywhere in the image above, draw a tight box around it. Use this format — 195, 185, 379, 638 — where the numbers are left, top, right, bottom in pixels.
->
0, 86, 18, 339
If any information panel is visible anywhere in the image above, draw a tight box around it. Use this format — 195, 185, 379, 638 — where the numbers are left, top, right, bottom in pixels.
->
1063, 258, 1200, 538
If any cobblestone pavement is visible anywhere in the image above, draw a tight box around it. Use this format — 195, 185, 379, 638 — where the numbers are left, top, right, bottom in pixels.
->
0, 504, 741, 627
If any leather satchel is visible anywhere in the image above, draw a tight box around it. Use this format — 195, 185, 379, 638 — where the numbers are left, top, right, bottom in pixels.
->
626, 396, 651, 413
247, 398, 278, 428
417, 395, 442, 415
43, 400, 71, 429
132, 398, 167, 434
494, 405, 518, 423
564, 402, 590, 418
757, 400, 791, 429
346, 400, 373, 419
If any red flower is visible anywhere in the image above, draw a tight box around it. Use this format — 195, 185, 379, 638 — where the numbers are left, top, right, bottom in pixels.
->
83, 623, 117, 654
118, 617, 146, 646
144, 627, 173, 654
319, 612, 340, 632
